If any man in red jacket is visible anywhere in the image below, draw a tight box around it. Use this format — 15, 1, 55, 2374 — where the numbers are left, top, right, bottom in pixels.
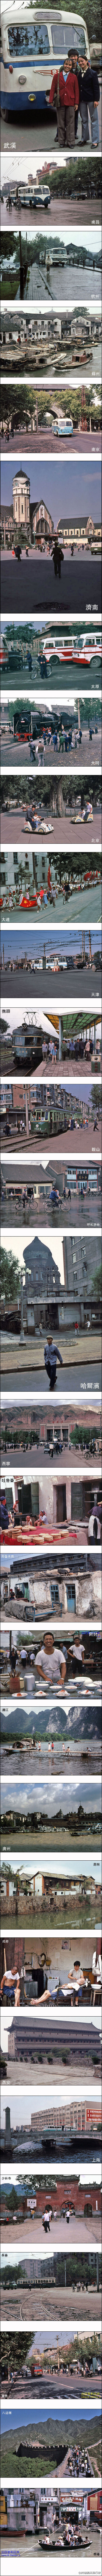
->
49, 54, 79, 146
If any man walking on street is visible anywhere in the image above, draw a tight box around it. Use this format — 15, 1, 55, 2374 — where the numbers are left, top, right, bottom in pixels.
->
44, 1339, 63, 1388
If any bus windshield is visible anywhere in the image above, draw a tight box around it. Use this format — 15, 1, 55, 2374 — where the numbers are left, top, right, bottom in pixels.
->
7, 22, 51, 53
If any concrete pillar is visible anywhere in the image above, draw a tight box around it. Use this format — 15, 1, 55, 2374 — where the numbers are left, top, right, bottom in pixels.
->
25, 1086, 29, 1139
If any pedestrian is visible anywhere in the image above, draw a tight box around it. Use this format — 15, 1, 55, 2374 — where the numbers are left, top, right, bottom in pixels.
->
44, 1339, 63, 1388
64, 53, 79, 144
49, 62, 66, 144
75, 53, 100, 145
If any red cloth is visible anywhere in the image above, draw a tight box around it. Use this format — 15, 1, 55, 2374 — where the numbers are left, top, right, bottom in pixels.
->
64, 70, 79, 101
49, 66, 65, 103
49, 66, 79, 105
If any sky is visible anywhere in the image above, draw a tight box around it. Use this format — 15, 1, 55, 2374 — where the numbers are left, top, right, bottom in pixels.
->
1, 2401, 101, 2428
0, 926, 101, 962
1, 462, 101, 522
0, 1221, 64, 1280
1, 1851, 102, 1881
1, 1781, 101, 1820
0, 2329, 101, 2361
3, 2321, 93, 2353
1, 2325, 97, 2352
2, 225, 101, 258
0, 1076, 95, 1104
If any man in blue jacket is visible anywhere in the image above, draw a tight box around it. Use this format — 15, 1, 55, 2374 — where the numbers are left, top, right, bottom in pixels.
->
75, 53, 100, 145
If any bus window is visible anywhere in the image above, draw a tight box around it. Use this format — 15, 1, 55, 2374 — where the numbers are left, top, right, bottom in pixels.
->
8, 22, 51, 54
51, 15, 87, 44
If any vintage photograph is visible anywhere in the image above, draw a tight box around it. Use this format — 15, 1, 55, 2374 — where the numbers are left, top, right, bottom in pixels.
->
1, 459, 102, 611
0, 2397, 101, 2482
0, 3, 102, 151
0, 1694, 102, 1779
0, 1844, 102, 1926
1, 841, 102, 923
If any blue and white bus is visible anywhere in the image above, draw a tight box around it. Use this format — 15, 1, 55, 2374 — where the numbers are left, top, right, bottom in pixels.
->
0, 6, 90, 118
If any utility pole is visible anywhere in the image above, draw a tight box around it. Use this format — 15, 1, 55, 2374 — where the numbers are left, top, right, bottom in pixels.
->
25, 1086, 29, 1139
20, 1271, 24, 1342
89, 931, 92, 963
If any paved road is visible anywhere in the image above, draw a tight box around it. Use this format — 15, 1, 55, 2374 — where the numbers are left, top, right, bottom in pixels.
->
0, 88, 102, 147
3, 2054, 102, 2090
1, 728, 101, 771
1, 1192, 102, 1224
1, 1127, 102, 1161
1, 264, 102, 303
1, 553, 102, 613
1, 2370, 101, 2400
1, 810, 101, 848
1, 970, 102, 1002
1, 658, 101, 698
1, 1351, 102, 1392
1, 429, 102, 455
0, 2222, 102, 2300
0, 889, 101, 925
1, 196, 102, 231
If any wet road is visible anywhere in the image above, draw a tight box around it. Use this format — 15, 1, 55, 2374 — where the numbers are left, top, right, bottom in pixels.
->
1, 196, 102, 232
1, 264, 102, 304
1, 551, 102, 612
0, 1191, 102, 1223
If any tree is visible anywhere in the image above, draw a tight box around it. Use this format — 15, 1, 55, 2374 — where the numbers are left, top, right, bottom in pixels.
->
92, 1085, 102, 1116
0, 1246, 21, 1304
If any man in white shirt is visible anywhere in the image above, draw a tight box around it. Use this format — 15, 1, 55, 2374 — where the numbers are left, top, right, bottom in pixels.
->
34, 1632, 67, 1690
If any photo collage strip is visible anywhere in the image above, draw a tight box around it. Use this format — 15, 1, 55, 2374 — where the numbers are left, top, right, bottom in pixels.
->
0, 0, 102, 2564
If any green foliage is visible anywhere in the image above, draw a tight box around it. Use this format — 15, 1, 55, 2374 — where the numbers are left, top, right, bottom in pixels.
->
0, 1246, 21, 1303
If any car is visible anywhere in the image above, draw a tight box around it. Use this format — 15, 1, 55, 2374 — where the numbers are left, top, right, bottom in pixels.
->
0, 8, 91, 120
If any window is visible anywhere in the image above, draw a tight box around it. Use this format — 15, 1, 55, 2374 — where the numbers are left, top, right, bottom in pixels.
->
51, 16, 87, 48
50, 1581, 60, 1608
8, 22, 50, 55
